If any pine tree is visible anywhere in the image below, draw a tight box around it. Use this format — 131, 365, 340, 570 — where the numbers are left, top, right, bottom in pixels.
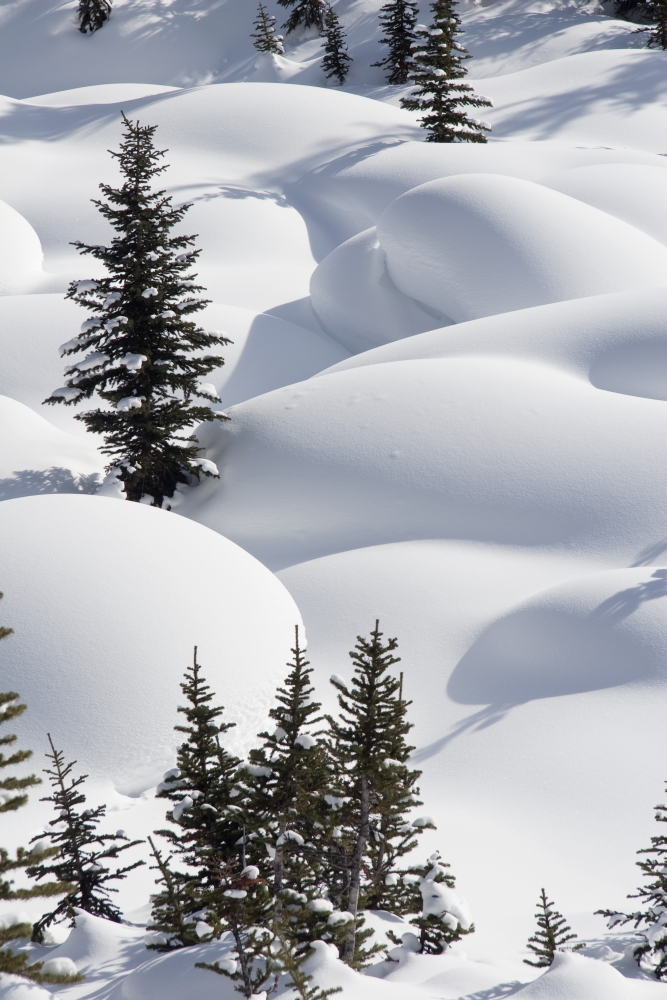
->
77, 0, 111, 33
388, 851, 473, 954
145, 836, 199, 950
44, 114, 229, 508
525, 889, 582, 967
321, 4, 352, 85
252, 2, 285, 53
28, 735, 144, 942
401, 0, 492, 142
372, 0, 419, 85
323, 621, 427, 967
597, 783, 667, 977
612, 0, 667, 48
278, 0, 326, 35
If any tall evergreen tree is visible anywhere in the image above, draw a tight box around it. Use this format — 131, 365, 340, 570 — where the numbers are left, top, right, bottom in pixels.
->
597, 783, 667, 977
252, 2, 285, 53
372, 0, 418, 85
321, 4, 352, 85
387, 851, 474, 953
525, 889, 582, 967
44, 114, 229, 508
28, 735, 144, 942
278, 0, 326, 34
323, 621, 426, 966
77, 0, 111, 33
401, 0, 492, 142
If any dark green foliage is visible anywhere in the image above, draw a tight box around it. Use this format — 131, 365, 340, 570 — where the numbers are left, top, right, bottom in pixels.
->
0, 946, 84, 986
252, 2, 285, 53
612, 0, 667, 48
1, 692, 38, 815
271, 928, 342, 1000
323, 621, 425, 966
597, 784, 667, 977
278, 0, 326, 34
45, 113, 229, 508
388, 851, 473, 954
525, 888, 582, 967
401, 0, 492, 142
145, 836, 199, 950
28, 735, 144, 942
321, 4, 352, 85
372, 0, 419, 85
77, 0, 111, 33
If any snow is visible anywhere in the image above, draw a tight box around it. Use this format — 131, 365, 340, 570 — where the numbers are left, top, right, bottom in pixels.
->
1, 0, 667, 995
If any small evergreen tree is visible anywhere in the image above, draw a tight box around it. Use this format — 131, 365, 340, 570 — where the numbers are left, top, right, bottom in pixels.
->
388, 851, 473, 954
401, 0, 492, 142
525, 888, 582, 967
252, 2, 285, 53
323, 621, 427, 966
597, 784, 667, 977
28, 735, 144, 942
145, 836, 199, 950
77, 0, 111, 33
372, 0, 419, 85
278, 0, 326, 34
321, 4, 352, 85
44, 113, 229, 508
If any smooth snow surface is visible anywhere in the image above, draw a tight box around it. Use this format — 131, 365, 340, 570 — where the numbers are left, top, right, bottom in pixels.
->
2, 0, 667, 994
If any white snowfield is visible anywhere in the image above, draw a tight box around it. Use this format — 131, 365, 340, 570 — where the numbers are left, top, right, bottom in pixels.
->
1, 0, 667, 997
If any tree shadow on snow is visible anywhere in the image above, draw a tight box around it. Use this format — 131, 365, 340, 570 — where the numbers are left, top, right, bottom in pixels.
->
0, 467, 100, 501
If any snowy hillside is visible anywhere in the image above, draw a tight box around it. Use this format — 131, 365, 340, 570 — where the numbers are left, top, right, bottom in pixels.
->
0, 0, 666, 997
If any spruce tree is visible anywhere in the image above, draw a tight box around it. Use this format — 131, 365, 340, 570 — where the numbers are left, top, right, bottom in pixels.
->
44, 113, 229, 508
372, 0, 418, 85
597, 783, 667, 977
77, 0, 111, 33
323, 621, 427, 966
28, 735, 144, 942
278, 0, 326, 34
321, 4, 352, 85
525, 889, 582, 967
252, 2, 285, 53
145, 836, 199, 950
388, 851, 473, 953
401, 0, 492, 142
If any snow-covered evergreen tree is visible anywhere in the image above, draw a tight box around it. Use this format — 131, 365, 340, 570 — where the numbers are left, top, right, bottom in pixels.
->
252, 3, 285, 53
321, 4, 352, 85
372, 0, 419, 85
77, 0, 111, 34
44, 113, 229, 508
401, 0, 492, 142
278, 0, 326, 34
28, 735, 144, 942
388, 851, 473, 953
525, 888, 582, 967
323, 621, 424, 966
598, 784, 667, 977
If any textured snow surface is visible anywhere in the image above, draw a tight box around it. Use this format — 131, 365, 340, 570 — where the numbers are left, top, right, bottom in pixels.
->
1, 0, 667, 995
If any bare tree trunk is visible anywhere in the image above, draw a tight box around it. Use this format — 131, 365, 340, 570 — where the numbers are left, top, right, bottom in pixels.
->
230, 911, 253, 998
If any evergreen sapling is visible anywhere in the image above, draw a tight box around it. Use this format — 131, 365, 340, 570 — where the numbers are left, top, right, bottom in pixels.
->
28, 735, 144, 942
401, 0, 492, 142
77, 0, 111, 33
388, 851, 473, 954
252, 3, 285, 53
525, 888, 583, 967
45, 113, 229, 508
321, 4, 352, 85
597, 784, 667, 977
372, 0, 419, 85
145, 836, 199, 950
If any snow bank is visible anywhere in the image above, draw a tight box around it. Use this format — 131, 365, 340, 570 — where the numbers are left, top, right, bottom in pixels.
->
310, 228, 446, 353
511, 951, 665, 998
0, 199, 44, 294
376, 174, 667, 322
185, 357, 666, 568
0, 494, 302, 788
321, 287, 667, 403
40, 910, 144, 977
0, 978, 55, 1000
448, 567, 667, 704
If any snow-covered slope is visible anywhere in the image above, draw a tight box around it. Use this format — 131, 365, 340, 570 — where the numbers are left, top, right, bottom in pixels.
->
1, 0, 667, 995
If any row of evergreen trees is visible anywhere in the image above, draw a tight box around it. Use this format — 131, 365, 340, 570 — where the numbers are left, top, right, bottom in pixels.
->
252, 0, 492, 141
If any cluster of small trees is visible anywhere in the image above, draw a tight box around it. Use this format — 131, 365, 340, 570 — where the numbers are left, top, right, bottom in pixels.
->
252, 1, 352, 86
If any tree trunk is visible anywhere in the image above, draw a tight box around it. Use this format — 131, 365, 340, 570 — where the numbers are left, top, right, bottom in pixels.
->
230, 911, 253, 998
342, 772, 370, 963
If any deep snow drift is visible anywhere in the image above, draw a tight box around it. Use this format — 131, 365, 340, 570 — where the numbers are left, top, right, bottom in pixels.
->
0, 0, 666, 997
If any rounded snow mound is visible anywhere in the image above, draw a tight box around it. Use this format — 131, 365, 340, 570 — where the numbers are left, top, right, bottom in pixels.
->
0, 976, 54, 999
0, 494, 302, 790
184, 357, 666, 568
448, 567, 667, 704
310, 228, 447, 353
542, 163, 667, 247
376, 174, 667, 322
512, 950, 664, 998
0, 199, 43, 289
